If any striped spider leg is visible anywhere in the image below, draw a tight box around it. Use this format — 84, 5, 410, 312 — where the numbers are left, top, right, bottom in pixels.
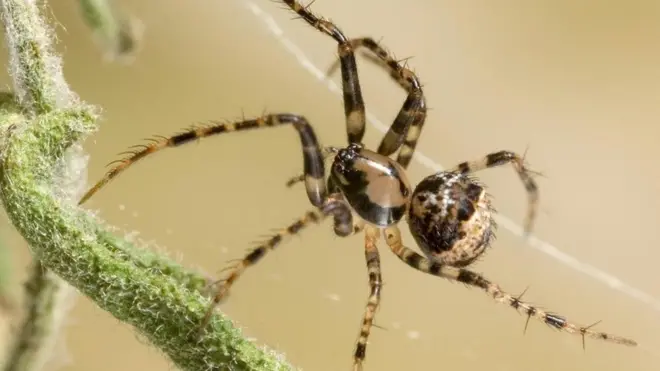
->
280, 0, 427, 166
76, 113, 357, 313
384, 225, 637, 348
276, 2, 428, 367
76, 1, 638, 370
78, 0, 428, 367
379, 155, 638, 347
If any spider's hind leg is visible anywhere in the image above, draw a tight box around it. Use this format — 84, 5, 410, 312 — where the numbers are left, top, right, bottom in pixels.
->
451, 150, 540, 235
382, 226, 637, 348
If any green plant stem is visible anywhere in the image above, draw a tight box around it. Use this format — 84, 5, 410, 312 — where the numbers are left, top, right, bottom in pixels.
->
2, 261, 71, 371
78, 0, 141, 59
1, 0, 78, 367
0, 0, 74, 114
0, 1, 296, 370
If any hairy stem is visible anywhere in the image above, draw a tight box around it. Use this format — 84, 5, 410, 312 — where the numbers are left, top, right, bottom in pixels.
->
0, 0, 77, 367
0, 1, 296, 370
0, 0, 74, 114
2, 262, 72, 371
78, 0, 142, 60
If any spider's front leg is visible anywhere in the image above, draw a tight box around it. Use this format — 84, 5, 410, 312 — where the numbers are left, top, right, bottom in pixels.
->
191, 114, 357, 330
283, 0, 426, 164
383, 226, 637, 348
79, 114, 332, 204
283, 35, 429, 187
281, 0, 367, 144
74, 110, 359, 331
326, 37, 428, 168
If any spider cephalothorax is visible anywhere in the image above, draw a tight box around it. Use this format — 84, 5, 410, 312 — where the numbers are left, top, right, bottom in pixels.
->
330, 143, 411, 227
78, 1, 637, 370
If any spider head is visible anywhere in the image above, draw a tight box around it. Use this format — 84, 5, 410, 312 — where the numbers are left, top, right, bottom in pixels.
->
330, 144, 412, 227
331, 142, 363, 178
407, 171, 495, 267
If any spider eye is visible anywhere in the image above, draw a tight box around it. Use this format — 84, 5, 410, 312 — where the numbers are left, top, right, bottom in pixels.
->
347, 142, 363, 151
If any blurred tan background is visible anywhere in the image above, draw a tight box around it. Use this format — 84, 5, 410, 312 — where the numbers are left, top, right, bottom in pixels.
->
1, 0, 659, 370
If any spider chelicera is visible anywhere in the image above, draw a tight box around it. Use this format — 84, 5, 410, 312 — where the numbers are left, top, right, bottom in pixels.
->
78, 0, 637, 369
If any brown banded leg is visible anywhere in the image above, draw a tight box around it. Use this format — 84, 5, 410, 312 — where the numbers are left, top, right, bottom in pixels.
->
382, 226, 637, 348
78, 113, 329, 208
200, 208, 326, 330
281, 0, 367, 144
200, 195, 355, 333
353, 225, 383, 371
285, 146, 339, 187
327, 37, 428, 167
451, 150, 540, 235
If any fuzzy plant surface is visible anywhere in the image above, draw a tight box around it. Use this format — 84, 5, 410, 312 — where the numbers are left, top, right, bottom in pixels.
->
77, 0, 143, 61
0, 1, 297, 370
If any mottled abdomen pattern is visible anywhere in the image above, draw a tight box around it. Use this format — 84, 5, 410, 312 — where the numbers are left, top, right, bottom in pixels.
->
408, 172, 495, 267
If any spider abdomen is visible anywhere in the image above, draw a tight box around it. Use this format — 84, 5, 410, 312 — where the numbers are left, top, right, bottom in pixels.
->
330, 143, 412, 227
407, 172, 495, 267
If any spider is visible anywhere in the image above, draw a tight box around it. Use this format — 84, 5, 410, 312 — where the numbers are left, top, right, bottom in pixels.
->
78, 0, 637, 369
